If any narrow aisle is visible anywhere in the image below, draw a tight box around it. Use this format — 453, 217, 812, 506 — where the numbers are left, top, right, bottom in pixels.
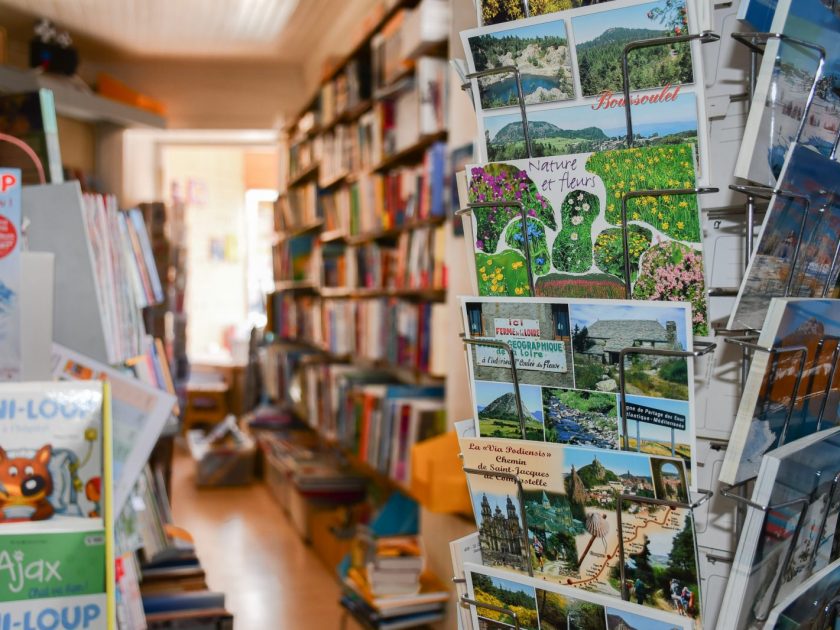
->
170, 448, 352, 628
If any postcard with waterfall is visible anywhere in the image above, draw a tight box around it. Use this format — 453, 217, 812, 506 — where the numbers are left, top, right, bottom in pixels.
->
718, 427, 840, 629
460, 296, 698, 483
460, 435, 701, 622
721, 298, 840, 486
462, 143, 708, 334
728, 146, 840, 332
734, 0, 840, 186
464, 562, 693, 630
462, 0, 710, 181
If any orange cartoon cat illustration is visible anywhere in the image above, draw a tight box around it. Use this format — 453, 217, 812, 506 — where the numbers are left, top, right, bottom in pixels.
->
0, 445, 55, 522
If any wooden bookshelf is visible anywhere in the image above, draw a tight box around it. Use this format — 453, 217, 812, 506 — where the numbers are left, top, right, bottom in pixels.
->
287, 162, 320, 187
275, 220, 324, 241
372, 131, 447, 173
345, 215, 446, 245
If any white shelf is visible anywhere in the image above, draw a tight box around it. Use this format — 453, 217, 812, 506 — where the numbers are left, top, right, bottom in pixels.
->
0, 65, 166, 129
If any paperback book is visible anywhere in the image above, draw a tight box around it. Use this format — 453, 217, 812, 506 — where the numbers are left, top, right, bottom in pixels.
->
720, 298, 840, 485
734, 0, 840, 186
463, 143, 709, 334
0, 381, 104, 522
728, 146, 840, 331
461, 296, 698, 482
51, 343, 177, 515
0, 168, 21, 381
464, 562, 693, 630
718, 427, 840, 629
463, 0, 710, 180
460, 436, 701, 622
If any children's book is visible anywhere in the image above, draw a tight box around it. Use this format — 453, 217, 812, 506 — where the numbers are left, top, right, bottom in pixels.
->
718, 427, 840, 629
461, 296, 699, 484
463, 0, 710, 182
0, 168, 21, 382
734, 0, 840, 186
460, 436, 701, 623
720, 298, 840, 485
51, 343, 177, 515
763, 558, 840, 629
728, 146, 840, 332
0, 381, 104, 522
463, 143, 709, 334
464, 561, 693, 630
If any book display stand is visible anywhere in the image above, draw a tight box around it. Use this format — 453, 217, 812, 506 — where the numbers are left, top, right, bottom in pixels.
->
448, 2, 840, 628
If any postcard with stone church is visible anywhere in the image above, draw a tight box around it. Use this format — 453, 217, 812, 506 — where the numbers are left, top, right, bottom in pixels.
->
461, 296, 697, 483
460, 436, 701, 625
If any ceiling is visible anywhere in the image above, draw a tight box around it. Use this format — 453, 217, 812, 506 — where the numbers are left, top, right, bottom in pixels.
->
0, 0, 355, 60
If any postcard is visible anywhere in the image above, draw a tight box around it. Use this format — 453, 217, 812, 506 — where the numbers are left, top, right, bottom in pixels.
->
462, 297, 698, 480
464, 562, 693, 630
763, 558, 840, 629
719, 427, 840, 628
477, 0, 627, 26
729, 146, 840, 332
463, 0, 710, 181
721, 298, 840, 486
461, 436, 701, 623
734, 0, 840, 186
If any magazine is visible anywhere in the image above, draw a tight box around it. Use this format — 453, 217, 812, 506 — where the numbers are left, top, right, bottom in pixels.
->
461, 296, 698, 483
460, 436, 701, 622
463, 143, 709, 334
463, 0, 710, 182
720, 298, 840, 485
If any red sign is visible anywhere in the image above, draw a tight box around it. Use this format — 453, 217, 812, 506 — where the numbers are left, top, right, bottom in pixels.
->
0, 215, 18, 259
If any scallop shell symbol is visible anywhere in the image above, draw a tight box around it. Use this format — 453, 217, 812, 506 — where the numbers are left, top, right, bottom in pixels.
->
578, 512, 610, 567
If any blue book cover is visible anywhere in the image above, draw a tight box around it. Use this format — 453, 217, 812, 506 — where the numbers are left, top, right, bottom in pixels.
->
738, 0, 779, 30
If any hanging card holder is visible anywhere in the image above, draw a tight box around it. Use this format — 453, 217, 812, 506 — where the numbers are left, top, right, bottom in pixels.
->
461, 467, 534, 578
460, 597, 522, 630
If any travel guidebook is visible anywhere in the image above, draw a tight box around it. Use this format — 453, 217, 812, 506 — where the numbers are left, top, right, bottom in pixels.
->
463, 144, 708, 334
720, 298, 840, 486
735, 0, 840, 186
718, 427, 840, 629
463, 0, 710, 181
0, 168, 21, 382
763, 558, 840, 629
464, 562, 693, 630
460, 436, 701, 624
728, 146, 840, 332
461, 297, 698, 481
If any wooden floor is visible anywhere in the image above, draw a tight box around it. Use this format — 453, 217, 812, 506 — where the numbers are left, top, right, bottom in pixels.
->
170, 448, 358, 629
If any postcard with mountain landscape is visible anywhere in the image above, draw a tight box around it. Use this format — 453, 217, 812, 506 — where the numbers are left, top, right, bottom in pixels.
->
461, 297, 698, 482
463, 143, 709, 334
734, 0, 840, 186
464, 562, 692, 630
719, 427, 840, 629
463, 0, 710, 180
460, 436, 701, 624
721, 298, 840, 486
729, 146, 840, 332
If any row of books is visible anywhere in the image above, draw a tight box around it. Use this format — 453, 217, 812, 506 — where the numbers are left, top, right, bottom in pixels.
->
319, 48, 374, 128
322, 298, 448, 375
82, 193, 164, 363
319, 113, 378, 186
267, 293, 323, 346
273, 233, 321, 285
299, 362, 445, 483
277, 182, 319, 230
322, 224, 448, 291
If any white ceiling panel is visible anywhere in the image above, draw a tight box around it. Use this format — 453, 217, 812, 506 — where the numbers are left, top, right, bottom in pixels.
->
0, 0, 329, 59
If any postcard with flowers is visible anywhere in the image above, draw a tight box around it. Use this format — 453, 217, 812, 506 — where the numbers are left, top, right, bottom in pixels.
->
464, 142, 708, 335
463, 0, 711, 183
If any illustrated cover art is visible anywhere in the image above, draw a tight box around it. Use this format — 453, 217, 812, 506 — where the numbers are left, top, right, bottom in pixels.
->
461, 297, 697, 482
719, 428, 840, 628
0, 382, 104, 523
0, 169, 21, 382
461, 436, 701, 622
729, 147, 840, 332
463, 0, 710, 181
464, 144, 708, 334
464, 562, 693, 630
735, 0, 840, 186
721, 298, 840, 485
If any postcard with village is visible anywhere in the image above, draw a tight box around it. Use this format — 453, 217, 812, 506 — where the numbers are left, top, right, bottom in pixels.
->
461, 436, 701, 624
462, 0, 710, 181
461, 296, 698, 483
464, 562, 693, 630
462, 142, 709, 335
